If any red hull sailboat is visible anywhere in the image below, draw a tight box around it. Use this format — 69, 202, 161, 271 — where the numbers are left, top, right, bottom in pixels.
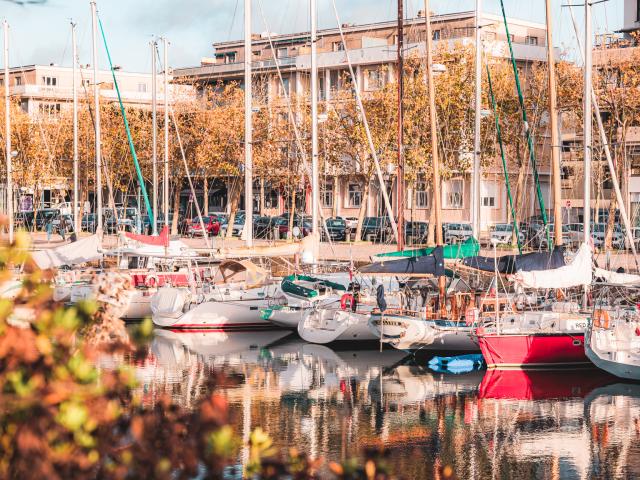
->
477, 330, 589, 369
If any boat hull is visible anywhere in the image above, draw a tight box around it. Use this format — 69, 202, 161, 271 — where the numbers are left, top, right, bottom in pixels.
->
585, 327, 640, 381
260, 305, 306, 329
297, 309, 376, 344
368, 314, 479, 351
477, 332, 590, 369
153, 298, 283, 330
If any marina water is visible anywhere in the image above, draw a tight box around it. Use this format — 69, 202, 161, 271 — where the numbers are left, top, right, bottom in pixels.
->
129, 328, 640, 479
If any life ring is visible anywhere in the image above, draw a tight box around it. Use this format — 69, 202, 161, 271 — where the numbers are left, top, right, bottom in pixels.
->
593, 309, 610, 329
145, 273, 160, 289
340, 293, 354, 311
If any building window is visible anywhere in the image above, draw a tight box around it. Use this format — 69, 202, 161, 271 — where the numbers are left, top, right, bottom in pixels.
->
278, 77, 290, 97
509, 34, 515, 43
39, 102, 61, 116
321, 182, 334, 208
348, 183, 362, 208
433, 30, 441, 40
225, 52, 236, 64
332, 41, 344, 52
525, 36, 538, 46
443, 179, 464, 209
15, 76, 22, 86
637, 0, 640, 21
415, 182, 429, 208
137, 83, 147, 93
484, 32, 496, 41
253, 50, 261, 57
481, 182, 498, 209
277, 47, 288, 58
42, 76, 57, 86
0, 78, 3, 86
364, 68, 383, 91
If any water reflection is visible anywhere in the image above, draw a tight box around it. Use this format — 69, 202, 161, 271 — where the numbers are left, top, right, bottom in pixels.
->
128, 330, 640, 479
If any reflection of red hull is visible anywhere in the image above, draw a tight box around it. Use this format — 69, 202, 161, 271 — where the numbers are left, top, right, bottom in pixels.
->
479, 368, 616, 400
477, 333, 590, 368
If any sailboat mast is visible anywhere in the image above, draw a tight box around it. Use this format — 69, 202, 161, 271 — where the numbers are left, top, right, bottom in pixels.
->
396, 0, 405, 251
163, 37, 169, 227
4, 20, 12, 244
472, 0, 482, 238
310, 0, 319, 253
423, 1, 442, 247
244, 0, 253, 247
72, 20, 79, 234
91, 1, 103, 232
545, 0, 562, 246
151, 40, 158, 235
583, 0, 592, 241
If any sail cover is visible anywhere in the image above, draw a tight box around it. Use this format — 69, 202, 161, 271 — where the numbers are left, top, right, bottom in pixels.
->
594, 268, 640, 286
512, 242, 592, 289
376, 237, 480, 260
32, 234, 102, 270
359, 246, 445, 277
462, 246, 565, 274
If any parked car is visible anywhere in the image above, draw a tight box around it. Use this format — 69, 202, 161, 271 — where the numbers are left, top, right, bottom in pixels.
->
361, 216, 392, 242
254, 216, 276, 239
81, 213, 98, 233
490, 223, 525, 246
279, 216, 312, 239
51, 214, 74, 234
188, 215, 221, 237
534, 224, 574, 250
443, 222, 473, 244
591, 223, 625, 249
405, 221, 428, 245
324, 217, 347, 241
219, 211, 246, 237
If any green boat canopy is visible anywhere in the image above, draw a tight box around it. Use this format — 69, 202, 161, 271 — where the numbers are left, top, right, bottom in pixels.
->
281, 274, 347, 299
375, 237, 480, 260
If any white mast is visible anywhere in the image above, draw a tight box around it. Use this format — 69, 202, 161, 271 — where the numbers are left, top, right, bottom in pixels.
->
545, 0, 562, 246
472, 0, 482, 239
583, 0, 592, 241
71, 20, 79, 234
151, 39, 158, 234
310, 0, 319, 256
244, 0, 253, 246
91, 1, 103, 232
163, 37, 169, 227
3, 20, 12, 243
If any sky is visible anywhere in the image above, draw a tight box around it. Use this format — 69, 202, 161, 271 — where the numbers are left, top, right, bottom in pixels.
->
0, 0, 625, 72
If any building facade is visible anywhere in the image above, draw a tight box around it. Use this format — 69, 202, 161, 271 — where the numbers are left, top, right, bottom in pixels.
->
175, 10, 554, 232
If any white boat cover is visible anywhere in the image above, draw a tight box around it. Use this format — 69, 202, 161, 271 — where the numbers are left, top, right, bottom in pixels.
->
32, 234, 102, 270
594, 268, 640, 285
216, 234, 317, 259
512, 242, 592, 289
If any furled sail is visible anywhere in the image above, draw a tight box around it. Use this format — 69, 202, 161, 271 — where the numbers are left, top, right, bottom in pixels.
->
32, 234, 102, 270
462, 246, 565, 274
594, 268, 640, 286
359, 246, 445, 277
512, 243, 592, 289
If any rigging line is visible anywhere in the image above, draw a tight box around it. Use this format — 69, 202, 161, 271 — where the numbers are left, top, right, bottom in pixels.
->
256, 0, 336, 254
227, 0, 240, 42
97, 15, 152, 222
498, 0, 551, 250
329, 0, 399, 243
486, 64, 521, 254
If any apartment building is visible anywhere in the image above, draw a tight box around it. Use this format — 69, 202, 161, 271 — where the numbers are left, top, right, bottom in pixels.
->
175, 10, 554, 232
0, 63, 192, 116
0, 64, 194, 212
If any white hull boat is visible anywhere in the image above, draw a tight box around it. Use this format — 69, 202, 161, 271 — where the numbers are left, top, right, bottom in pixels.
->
368, 313, 479, 351
585, 307, 640, 381
260, 304, 306, 328
297, 308, 376, 343
151, 283, 285, 330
